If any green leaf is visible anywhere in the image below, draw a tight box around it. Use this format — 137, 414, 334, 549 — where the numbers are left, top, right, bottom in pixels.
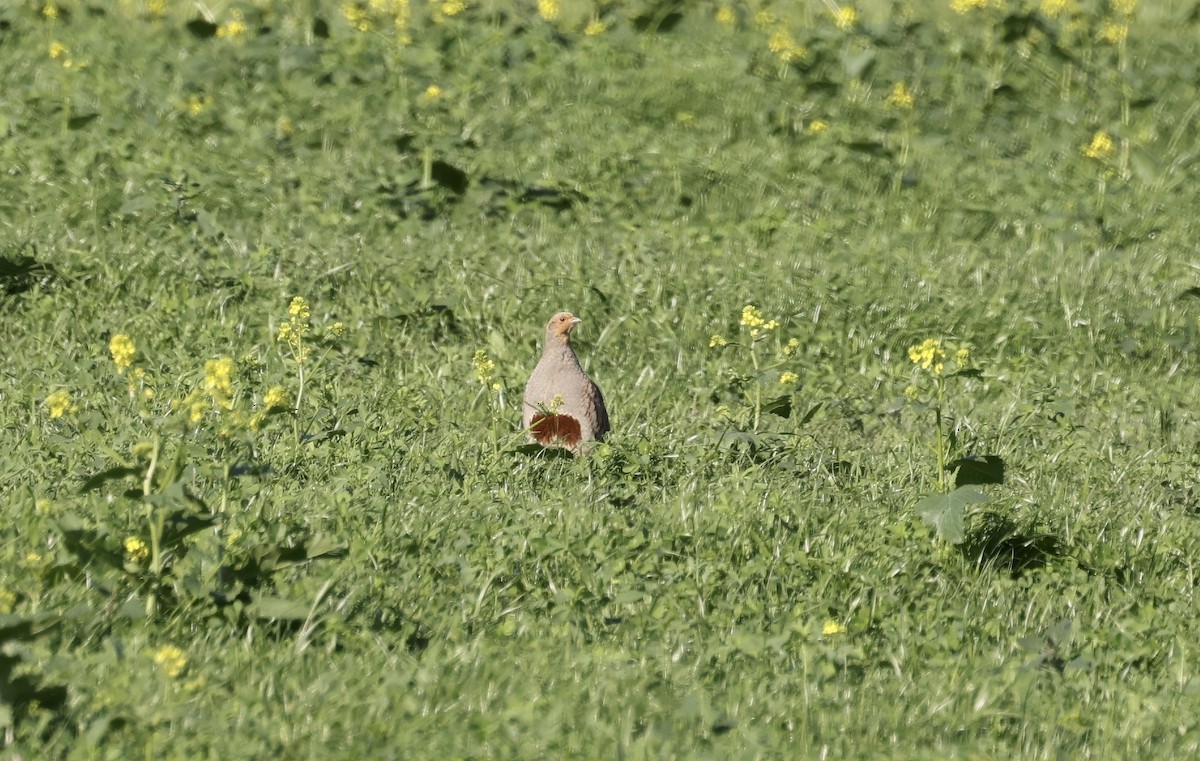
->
249, 596, 312, 622
763, 394, 792, 418
916, 487, 987, 544
80, 466, 142, 492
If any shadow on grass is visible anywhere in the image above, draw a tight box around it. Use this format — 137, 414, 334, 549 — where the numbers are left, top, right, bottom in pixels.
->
959, 511, 1061, 577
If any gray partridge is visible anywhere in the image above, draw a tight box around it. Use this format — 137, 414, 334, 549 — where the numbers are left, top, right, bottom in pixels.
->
523, 311, 609, 452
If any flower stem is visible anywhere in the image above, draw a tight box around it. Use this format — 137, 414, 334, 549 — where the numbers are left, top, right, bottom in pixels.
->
750, 340, 761, 433
934, 376, 947, 493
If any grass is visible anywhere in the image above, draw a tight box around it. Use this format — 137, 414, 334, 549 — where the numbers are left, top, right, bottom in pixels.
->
2, 0, 1200, 757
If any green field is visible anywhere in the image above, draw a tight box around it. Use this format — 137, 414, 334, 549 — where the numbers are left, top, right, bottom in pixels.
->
3, 0, 1199, 757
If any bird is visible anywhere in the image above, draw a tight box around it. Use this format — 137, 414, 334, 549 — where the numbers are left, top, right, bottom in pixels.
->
522, 311, 609, 453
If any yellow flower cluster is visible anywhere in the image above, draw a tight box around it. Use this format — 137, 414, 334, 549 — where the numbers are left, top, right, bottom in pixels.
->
1111, 0, 1137, 16
537, 0, 559, 22
0, 588, 14, 615
783, 338, 801, 356
1097, 21, 1127, 44
249, 385, 290, 431
342, 2, 373, 31
1083, 130, 1115, 161
45, 389, 73, 419
709, 334, 728, 348
584, 19, 606, 36
263, 385, 289, 410
216, 9, 247, 40
1040, 0, 1077, 18
185, 95, 211, 117
278, 296, 312, 363
808, 119, 829, 135
203, 358, 235, 407
887, 82, 916, 111
110, 334, 136, 373
768, 28, 808, 64
950, 0, 992, 12
472, 350, 501, 391
124, 536, 149, 562
715, 6, 736, 26
343, 0, 412, 37
740, 305, 779, 339
908, 338, 947, 375
153, 645, 188, 678
779, 371, 800, 387
833, 6, 858, 30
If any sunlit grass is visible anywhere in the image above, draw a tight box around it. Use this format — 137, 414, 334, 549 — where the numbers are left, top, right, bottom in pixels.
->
2, 0, 1199, 757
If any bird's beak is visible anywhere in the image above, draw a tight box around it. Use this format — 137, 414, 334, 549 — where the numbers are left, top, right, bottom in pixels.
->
571, 317, 583, 325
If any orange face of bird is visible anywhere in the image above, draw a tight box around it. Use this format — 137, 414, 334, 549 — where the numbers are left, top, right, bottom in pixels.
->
548, 311, 582, 337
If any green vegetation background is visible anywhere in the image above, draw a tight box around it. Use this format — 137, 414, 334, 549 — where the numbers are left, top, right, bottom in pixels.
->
2, 0, 1199, 757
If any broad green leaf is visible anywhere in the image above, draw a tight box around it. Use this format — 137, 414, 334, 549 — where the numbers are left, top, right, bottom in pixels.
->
249, 596, 312, 622
916, 487, 987, 544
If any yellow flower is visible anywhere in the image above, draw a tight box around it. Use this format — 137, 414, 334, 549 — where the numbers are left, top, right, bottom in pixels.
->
441, 0, 465, 16
216, 9, 247, 39
0, 588, 15, 615
537, 0, 559, 22
46, 390, 72, 419
740, 305, 765, 329
1111, 0, 1137, 16
203, 357, 235, 409
715, 6, 736, 26
185, 95, 211, 116
955, 347, 970, 364
887, 82, 915, 111
42, 4, 59, 21
110, 334, 136, 373
584, 19, 606, 36
754, 10, 776, 28
472, 350, 497, 387
950, 0, 990, 12
342, 2, 373, 31
48, 41, 67, 59
822, 619, 847, 635
908, 338, 946, 373
904, 385, 919, 399
153, 645, 188, 678
783, 338, 801, 356
188, 399, 207, 424
327, 321, 347, 337
1083, 130, 1116, 161
22, 552, 43, 569
124, 536, 149, 562
709, 334, 728, 348
263, 385, 289, 410
779, 371, 800, 387
807, 119, 830, 135
1039, 0, 1076, 17
421, 84, 442, 101
767, 28, 808, 64
288, 296, 311, 320
148, 0, 166, 16
1097, 21, 1127, 44
833, 6, 858, 30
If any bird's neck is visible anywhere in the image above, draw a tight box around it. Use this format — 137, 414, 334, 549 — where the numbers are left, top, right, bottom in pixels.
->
542, 338, 580, 366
